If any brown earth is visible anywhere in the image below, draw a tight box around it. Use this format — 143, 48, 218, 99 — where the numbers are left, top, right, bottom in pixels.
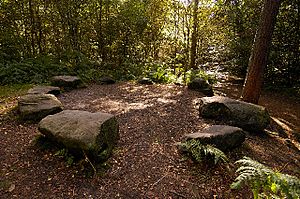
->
1, 81, 299, 199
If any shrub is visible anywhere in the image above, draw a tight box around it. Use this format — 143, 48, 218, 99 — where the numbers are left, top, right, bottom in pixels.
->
179, 139, 228, 165
231, 157, 300, 199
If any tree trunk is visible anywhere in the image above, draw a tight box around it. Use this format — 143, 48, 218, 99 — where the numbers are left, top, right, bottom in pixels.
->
190, 0, 199, 70
241, 0, 281, 104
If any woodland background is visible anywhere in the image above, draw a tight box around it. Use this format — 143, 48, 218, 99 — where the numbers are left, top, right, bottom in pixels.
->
0, 0, 299, 91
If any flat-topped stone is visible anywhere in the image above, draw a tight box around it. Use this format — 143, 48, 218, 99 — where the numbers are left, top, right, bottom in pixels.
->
185, 125, 246, 151
138, 78, 154, 85
188, 78, 214, 96
27, 86, 61, 96
199, 96, 270, 132
51, 75, 84, 90
18, 94, 63, 121
98, 76, 116, 85
38, 110, 119, 161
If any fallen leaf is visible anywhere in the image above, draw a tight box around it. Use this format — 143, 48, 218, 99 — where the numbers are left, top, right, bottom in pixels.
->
9, 184, 15, 192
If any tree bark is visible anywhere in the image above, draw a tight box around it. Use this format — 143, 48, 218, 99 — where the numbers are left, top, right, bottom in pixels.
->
190, 0, 199, 70
241, 0, 281, 104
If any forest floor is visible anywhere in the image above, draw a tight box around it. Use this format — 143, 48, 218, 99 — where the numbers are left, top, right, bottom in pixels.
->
1, 78, 300, 199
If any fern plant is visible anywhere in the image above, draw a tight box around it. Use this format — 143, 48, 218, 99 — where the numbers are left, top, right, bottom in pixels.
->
179, 139, 228, 165
231, 157, 300, 199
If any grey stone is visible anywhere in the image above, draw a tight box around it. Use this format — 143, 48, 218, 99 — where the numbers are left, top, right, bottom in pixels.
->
199, 96, 270, 132
18, 94, 63, 121
185, 125, 246, 151
51, 75, 84, 90
138, 78, 154, 85
99, 76, 116, 85
27, 86, 61, 96
38, 110, 119, 161
188, 78, 214, 96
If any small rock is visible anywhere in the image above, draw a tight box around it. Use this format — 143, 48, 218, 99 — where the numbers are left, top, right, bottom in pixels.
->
185, 125, 246, 151
187, 78, 214, 96
51, 75, 84, 90
27, 86, 61, 96
99, 76, 116, 85
18, 94, 63, 121
138, 78, 154, 85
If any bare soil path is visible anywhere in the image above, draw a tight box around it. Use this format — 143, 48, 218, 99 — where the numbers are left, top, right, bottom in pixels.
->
1, 82, 299, 198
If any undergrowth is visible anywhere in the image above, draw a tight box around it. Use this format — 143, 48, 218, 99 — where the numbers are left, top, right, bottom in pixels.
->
0, 84, 32, 99
231, 157, 300, 199
144, 62, 216, 85
33, 135, 110, 178
179, 139, 228, 165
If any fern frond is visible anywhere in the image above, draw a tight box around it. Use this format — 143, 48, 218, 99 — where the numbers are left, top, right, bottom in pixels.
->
178, 139, 228, 165
231, 157, 300, 199
203, 144, 228, 164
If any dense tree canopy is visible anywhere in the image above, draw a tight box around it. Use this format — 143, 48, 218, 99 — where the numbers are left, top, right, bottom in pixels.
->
0, 0, 298, 91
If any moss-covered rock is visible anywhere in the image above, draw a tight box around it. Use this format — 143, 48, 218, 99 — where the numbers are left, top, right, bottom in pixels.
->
199, 96, 270, 133
51, 75, 85, 91
98, 76, 116, 85
38, 110, 119, 162
184, 125, 246, 151
188, 78, 214, 96
27, 86, 61, 96
18, 94, 63, 121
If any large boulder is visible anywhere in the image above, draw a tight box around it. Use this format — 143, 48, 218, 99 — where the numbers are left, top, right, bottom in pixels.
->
184, 125, 246, 151
18, 94, 63, 121
188, 78, 214, 96
27, 86, 61, 96
51, 75, 84, 90
38, 110, 119, 161
199, 96, 270, 132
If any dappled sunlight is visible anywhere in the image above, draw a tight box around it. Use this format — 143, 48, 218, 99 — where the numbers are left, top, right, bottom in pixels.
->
282, 112, 299, 125
156, 98, 177, 104
118, 82, 184, 100
150, 142, 165, 157
91, 98, 152, 114
277, 117, 297, 130
81, 83, 189, 114
272, 117, 294, 132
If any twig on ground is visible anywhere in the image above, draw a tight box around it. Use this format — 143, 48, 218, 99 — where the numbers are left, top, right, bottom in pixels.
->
169, 190, 187, 198
152, 173, 169, 187
278, 162, 290, 172
83, 150, 97, 176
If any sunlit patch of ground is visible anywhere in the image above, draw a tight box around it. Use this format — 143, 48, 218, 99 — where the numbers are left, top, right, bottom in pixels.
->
1, 81, 299, 198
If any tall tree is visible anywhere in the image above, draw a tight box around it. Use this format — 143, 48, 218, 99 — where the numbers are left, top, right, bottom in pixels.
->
241, 0, 281, 104
190, 0, 199, 69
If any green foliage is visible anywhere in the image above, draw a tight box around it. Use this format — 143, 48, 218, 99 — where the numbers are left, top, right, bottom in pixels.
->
144, 62, 216, 85
179, 139, 228, 165
185, 69, 217, 85
0, 84, 32, 99
54, 148, 75, 166
221, 0, 299, 90
231, 157, 300, 199
144, 62, 177, 83
220, 0, 262, 76
33, 135, 110, 177
266, 0, 300, 88
0, 0, 298, 89
0, 56, 71, 85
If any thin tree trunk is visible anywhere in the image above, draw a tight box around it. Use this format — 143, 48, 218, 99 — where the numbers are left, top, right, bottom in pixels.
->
97, 0, 104, 60
29, 0, 36, 56
190, 0, 199, 70
241, 0, 281, 104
